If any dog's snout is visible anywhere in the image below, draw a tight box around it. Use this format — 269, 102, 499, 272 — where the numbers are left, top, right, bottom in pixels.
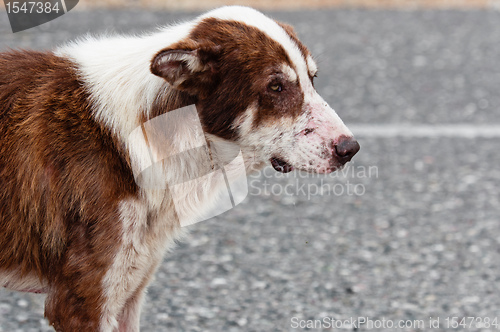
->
333, 136, 360, 162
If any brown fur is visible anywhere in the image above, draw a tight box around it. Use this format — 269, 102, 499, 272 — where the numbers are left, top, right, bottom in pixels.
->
0, 50, 137, 330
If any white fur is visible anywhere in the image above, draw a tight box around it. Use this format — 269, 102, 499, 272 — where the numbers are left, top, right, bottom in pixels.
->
0, 268, 47, 293
101, 199, 184, 332
56, 21, 196, 145
306, 54, 318, 77
282, 64, 298, 83
236, 100, 353, 174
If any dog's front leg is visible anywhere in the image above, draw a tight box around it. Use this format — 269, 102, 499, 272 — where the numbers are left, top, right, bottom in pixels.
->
43, 228, 125, 331
47, 199, 179, 332
115, 262, 159, 332
98, 200, 158, 332
116, 287, 144, 332
44, 282, 104, 332
102, 199, 178, 332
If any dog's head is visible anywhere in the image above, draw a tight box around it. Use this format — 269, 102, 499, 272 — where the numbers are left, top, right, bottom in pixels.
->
151, 6, 359, 174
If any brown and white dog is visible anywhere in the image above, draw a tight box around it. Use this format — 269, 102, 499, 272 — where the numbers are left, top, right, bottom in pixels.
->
0, 6, 359, 331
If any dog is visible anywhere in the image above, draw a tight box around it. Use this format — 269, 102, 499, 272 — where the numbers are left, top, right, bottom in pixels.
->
0, 6, 359, 331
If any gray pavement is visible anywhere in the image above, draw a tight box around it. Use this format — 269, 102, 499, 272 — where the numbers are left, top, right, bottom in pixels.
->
1, 8, 500, 332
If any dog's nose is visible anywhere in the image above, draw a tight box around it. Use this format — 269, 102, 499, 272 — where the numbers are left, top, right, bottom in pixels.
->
334, 136, 360, 163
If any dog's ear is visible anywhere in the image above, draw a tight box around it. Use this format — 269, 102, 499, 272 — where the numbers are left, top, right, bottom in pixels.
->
151, 45, 222, 96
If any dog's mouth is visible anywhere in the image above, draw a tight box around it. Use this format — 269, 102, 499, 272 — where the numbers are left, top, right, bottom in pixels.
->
270, 157, 294, 173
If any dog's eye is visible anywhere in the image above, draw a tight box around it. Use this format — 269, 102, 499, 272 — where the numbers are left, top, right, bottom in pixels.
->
311, 73, 318, 85
269, 83, 283, 92
304, 128, 315, 135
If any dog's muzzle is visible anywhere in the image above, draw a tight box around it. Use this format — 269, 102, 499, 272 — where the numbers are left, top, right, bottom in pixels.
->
270, 135, 360, 174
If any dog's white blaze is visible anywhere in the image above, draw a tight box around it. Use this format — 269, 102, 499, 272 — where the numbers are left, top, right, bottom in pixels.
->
282, 64, 298, 83
202, 6, 312, 93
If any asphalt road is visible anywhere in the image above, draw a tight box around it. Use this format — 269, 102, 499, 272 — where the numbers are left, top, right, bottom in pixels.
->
1, 7, 500, 332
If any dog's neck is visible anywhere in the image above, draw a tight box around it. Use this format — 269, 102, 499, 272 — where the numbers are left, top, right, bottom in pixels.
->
56, 22, 196, 145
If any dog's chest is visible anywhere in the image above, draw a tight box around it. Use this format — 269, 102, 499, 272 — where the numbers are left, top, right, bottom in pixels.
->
0, 269, 47, 293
